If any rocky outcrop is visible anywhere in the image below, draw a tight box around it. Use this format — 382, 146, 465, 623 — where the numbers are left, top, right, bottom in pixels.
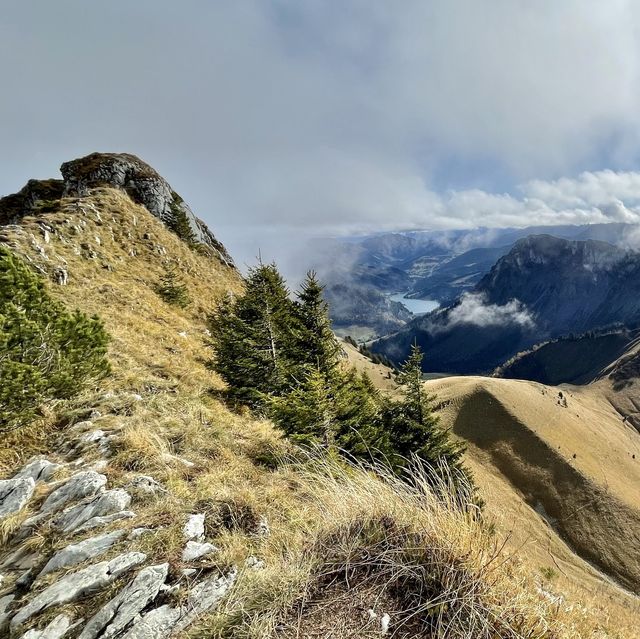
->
0, 153, 235, 267
38, 531, 126, 578
0, 439, 238, 637
78, 563, 168, 639
52, 489, 132, 533
0, 478, 35, 519
10, 552, 147, 630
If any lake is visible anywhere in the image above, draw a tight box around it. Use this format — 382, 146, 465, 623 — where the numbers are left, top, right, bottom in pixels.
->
389, 293, 439, 315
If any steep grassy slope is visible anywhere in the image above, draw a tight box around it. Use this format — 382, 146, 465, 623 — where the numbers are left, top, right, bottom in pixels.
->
0, 184, 637, 636
428, 376, 640, 594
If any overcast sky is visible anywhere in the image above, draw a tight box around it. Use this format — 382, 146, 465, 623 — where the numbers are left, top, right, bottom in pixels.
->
3, 1, 640, 269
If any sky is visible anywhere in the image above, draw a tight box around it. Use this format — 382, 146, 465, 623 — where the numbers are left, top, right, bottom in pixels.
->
3, 1, 640, 271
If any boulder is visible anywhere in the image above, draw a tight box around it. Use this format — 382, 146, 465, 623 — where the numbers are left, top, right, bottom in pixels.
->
40, 471, 107, 515
0, 478, 35, 518
20, 614, 71, 639
38, 531, 126, 578
78, 563, 168, 639
182, 514, 205, 541
119, 605, 181, 639
52, 489, 131, 533
10, 552, 146, 630
181, 541, 217, 562
173, 569, 237, 633
13, 459, 61, 484
74, 511, 136, 534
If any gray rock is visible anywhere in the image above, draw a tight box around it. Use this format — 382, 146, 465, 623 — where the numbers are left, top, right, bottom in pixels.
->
53, 489, 131, 533
173, 569, 237, 633
181, 541, 217, 562
60, 153, 234, 267
13, 459, 61, 483
53, 267, 68, 286
20, 614, 71, 639
182, 514, 204, 541
74, 510, 136, 534
10, 552, 146, 630
126, 476, 165, 498
1, 545, 40, 571
40, 471, 107, 515
78, 563, 168, 639
38, 531, 125, 578
0, 594, 15, 633
16, 568, 34, 589
0, 477, 35, 518
119, 606, 181, 639
82, 430, 106, 444
116, 569, 236, 638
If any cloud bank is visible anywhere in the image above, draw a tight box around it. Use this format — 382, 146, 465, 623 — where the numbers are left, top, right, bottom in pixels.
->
2, 2, 640, 266
447, 293, 535, 330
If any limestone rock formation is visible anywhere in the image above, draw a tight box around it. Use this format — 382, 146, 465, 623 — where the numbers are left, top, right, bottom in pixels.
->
38, 531, 126, 578
0, 152, 234, 267
0, 478, 35, 519
10, 552, 147, 630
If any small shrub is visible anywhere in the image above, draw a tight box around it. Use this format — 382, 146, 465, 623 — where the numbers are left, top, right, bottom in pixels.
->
0, 246, 110, 432
155, 263, 191, 308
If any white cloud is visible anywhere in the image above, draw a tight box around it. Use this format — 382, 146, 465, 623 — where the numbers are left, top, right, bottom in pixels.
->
447, 293, 535, 329
3, 2, 640, 267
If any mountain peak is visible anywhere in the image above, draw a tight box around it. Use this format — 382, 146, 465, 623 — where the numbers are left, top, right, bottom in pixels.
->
0, 152, 235, 267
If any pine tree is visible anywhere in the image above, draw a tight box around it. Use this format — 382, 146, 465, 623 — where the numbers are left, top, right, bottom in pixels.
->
208, 262, 300, 406
0, 246, 110, 432
155, 263, 191, 308
294, 271, 341, 376
268, 368, 336, 447
168, 195, 197, 245
382, 343, 466, 479
333, 368, 391, 461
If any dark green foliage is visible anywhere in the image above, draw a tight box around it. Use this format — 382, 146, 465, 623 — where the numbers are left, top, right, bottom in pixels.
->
382, 344, 469, 492
0, 246, 110, 432
208, 263, 301, 406
208, 260, 476, 500
295, 271, 341, 376
358, 343, 396, 369
168, 194, 197, 245
155, 263, 191, 308
344, 335, 358, 348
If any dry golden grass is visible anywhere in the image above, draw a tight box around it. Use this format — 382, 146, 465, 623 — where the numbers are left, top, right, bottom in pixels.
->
0, 189, 637, 637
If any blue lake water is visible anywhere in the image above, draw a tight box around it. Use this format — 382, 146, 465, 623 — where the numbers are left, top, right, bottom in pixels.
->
389, 293, 439, 315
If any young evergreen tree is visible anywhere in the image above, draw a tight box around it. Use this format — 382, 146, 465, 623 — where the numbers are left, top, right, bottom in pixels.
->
382, 343, 466, 479
294, 271, 341, 375
168, 195, 197, 245
208, 262, 300, 406
0, 246, 110, 432
268, 367, 336, 447
155, 263, 191, 308
333, 368, 392, 461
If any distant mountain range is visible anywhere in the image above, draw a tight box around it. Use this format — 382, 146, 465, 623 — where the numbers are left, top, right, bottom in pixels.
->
316, 223, 640, 340
371, 234, 640, 374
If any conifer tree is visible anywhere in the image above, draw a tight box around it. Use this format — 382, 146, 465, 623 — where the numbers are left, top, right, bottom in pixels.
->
155, 263, 191, 308
295, 271, 341, 375
208, 262, 300, 406
169, 195, 197, 245
0, 246, 110, 432
268, 368, 336, 447
383, 343, 466, 478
